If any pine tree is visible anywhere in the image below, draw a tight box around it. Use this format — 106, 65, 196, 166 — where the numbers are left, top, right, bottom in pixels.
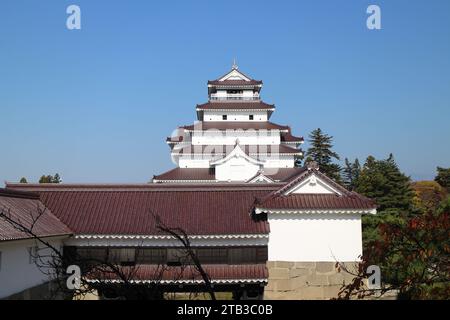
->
305, 128, 341, 181
342, 158, 361, 191
19, 177, 28, 183
356, 154, 413, 212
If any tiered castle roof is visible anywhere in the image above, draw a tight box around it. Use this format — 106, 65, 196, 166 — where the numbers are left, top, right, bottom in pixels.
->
156, 64, 304, 183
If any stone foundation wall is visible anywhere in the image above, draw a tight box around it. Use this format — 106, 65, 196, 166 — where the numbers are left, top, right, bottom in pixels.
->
265, 261, 358, 300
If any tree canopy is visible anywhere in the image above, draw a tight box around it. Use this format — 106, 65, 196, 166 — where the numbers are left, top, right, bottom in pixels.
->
353, 154, 415, 246
435, 167, 450, 192
39, 173, 62, 184
305, 128, 341, 182
339, 155, 450, 299
412, 181, 447, 212
342, 158, 360, 191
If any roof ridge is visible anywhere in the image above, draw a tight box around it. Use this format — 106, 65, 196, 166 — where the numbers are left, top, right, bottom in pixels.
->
0, 188, 40, 199
6, 183, 283, 192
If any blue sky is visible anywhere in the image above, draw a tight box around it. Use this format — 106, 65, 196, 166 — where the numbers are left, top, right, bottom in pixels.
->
1, 0, 449, 183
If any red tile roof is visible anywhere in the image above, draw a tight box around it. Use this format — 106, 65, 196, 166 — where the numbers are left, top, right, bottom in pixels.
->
5, 184, 273, 236
153, 167, 306, 183
257, 194, 376, 210
173, 144, 301, 156
5, 167, 375, 238
255, 168, 376, 211
281, 132, 304, 143
181, 121, 289, 131
263, 167, 308, 182
154, 168, 216, 181
0, 189, 72, 241
87, 264, 268, 283
197, 101, 274, 110
207, 80, 262, 86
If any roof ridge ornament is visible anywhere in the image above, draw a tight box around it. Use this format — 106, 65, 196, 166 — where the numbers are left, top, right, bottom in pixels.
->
232, 58, 238, 70
306, 161, 319, 171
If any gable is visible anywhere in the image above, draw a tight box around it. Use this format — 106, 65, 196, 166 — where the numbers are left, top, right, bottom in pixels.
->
215, 155, 261, 182
284, 173, 342, 195
210, 143, 264, 166
211, 144, 263, 182
219, 69, 251, 82
247, 173, 275, 184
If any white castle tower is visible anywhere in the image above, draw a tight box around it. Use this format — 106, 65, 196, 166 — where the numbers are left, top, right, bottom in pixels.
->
154, 64, 305, 183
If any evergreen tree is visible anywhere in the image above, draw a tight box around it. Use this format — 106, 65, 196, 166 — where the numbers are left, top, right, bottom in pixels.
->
355, 154, 415, 244
353, 158, 361, 182
39, 173, 62, 184
305, 128, 341, 181
53, 173, 62, 183
342, 158, 361, 191
435, 167, 450, 192
19, 177, 28, 183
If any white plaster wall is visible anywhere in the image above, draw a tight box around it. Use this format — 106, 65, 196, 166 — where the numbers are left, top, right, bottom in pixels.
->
242, 90, 255, 98
178, 156, 294, 169
0, 238, 64, 299
203, 111, 267, 122
215, 157, 261, 181
176, 150, 295, 169
214, 90, 228, 98
192, 131, 280, 146
268, 214, 363, 262
211, 89, 254, 98
262, 157, 295, 168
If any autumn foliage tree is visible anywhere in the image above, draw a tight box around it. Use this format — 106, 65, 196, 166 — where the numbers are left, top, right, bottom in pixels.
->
412, 181, 447, 212
338, 209, 450, 299
435, 167, 450, 192
338, 157, 450, 300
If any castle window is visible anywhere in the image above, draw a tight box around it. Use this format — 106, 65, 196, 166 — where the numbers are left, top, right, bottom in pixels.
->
136, 248, 166, 264
196, 248, 228, 264
222, 115, 227, 120
109, 248, 136, 266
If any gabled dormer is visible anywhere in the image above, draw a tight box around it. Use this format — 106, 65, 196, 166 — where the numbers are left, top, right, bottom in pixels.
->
211, 142, 264, 182
247, 170, 275, 183
277, 162, 346, 196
